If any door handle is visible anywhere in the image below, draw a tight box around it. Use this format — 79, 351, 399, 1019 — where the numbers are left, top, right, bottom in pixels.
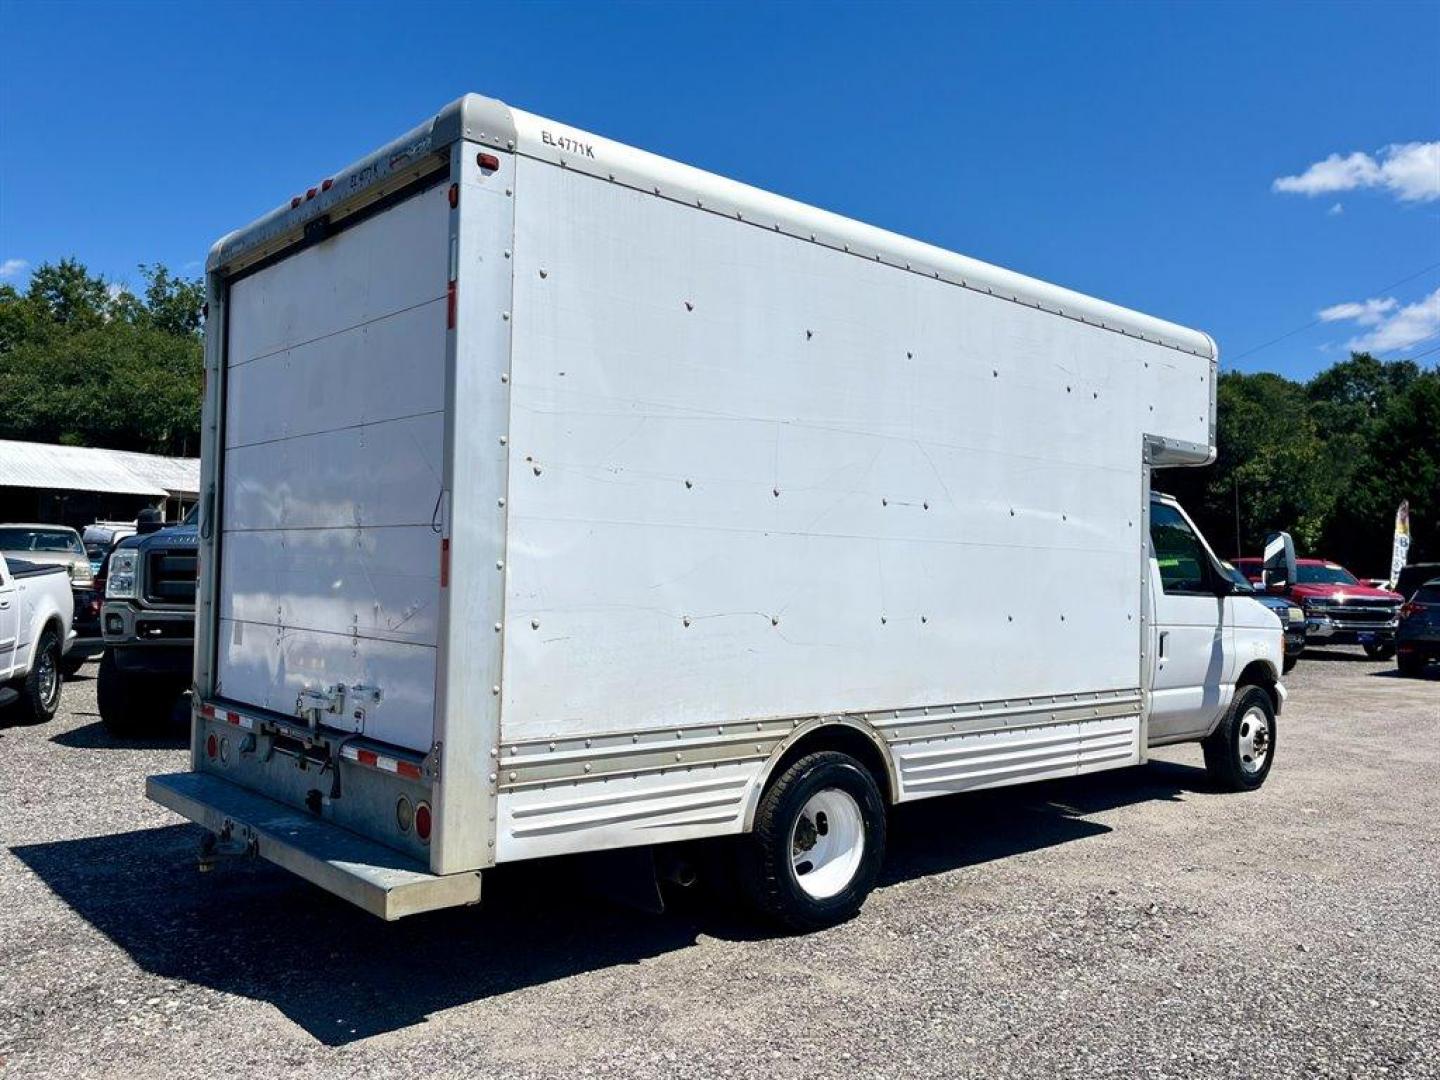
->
1158, 630, 1168, 664
0, 599, 10, 609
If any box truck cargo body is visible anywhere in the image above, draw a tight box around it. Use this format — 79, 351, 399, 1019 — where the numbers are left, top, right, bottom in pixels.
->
149, 94, 1285, 927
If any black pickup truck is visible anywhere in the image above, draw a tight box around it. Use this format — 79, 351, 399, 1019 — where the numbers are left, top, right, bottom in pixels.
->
98, 511, 197, 734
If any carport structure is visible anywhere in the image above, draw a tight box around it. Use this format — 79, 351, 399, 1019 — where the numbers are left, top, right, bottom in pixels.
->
0, 439, 199, 528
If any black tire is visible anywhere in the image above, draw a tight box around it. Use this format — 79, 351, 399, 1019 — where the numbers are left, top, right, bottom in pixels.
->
1282, 653, 1298, 675
10, 625, 63, 724
1202, 684, 1276, 792
60, 654, 88, 678
1397, 653, 1427, 678
1363, 641, 1396, 660
97, 650, 175, 737
737, 751, 886, 932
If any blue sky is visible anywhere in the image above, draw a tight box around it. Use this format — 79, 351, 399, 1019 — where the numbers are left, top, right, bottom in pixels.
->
2, 0, 1437, 379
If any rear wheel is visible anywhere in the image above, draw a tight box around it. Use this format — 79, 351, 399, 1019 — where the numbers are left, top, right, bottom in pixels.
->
1397, 652, 1428, 678
737, 751, 886, 932
9, 625, 63, 725
1202, 685, 1276, 792
1363, 641, 1396, 660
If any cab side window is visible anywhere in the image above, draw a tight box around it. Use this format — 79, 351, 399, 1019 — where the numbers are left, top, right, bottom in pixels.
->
1151, 503, 1212, 595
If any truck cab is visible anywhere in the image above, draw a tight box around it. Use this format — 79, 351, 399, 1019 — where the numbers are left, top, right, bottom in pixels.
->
1148, 494, 1287, 785
99, 510, 198, 734
0, 552, 73, 723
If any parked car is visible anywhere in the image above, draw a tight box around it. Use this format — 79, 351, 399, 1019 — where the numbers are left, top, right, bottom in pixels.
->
98, 508, 197, 734
1233, 557, 1403, 659
1394, 563, 1440, 603
1223, 562, 1304, 673
82, 521, 137, 576
0, 524, 93, 587
0, 523, 99, 675
0, 551, 74, 723
1396, 579, 1440, 678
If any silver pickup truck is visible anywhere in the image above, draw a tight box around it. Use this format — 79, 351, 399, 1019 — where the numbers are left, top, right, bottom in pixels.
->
0, 552, 73, 723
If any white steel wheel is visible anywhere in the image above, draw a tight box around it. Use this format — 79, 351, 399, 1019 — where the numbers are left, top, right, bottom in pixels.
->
789, 788, 866, 899
1203, 684, 1277, 792
739, 750, 887, 932
1236, 705, 1271, 775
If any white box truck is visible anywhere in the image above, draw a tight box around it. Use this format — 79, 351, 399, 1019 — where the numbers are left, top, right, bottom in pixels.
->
148, 94, 1292, 929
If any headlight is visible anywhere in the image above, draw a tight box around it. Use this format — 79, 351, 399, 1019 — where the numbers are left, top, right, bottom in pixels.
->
1287, 606, 1303, 623
106, 551, 138, 599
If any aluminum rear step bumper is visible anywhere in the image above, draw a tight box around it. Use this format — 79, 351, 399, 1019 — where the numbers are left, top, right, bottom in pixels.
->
146, 772, 481, 920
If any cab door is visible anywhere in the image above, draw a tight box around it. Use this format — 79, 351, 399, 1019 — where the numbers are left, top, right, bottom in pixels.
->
0, 560, 18, 682
1147, 501, 1230, 743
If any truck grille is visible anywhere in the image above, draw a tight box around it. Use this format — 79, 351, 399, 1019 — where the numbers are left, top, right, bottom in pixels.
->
144, 549, 198, 605
1307, 600, 1398, 627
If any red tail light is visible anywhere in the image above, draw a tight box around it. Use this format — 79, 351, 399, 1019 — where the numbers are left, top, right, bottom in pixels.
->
414, 801, 432, 843
205, 734, 217, 759
1400, 601, 1426, 618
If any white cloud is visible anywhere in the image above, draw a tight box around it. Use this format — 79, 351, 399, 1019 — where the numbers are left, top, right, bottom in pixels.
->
0, 257, 28, 279
1327, 202, 1344, 216
1273, 142, 1440, 203
1318, 297, 1397, 326
1319, 287, 1440, 354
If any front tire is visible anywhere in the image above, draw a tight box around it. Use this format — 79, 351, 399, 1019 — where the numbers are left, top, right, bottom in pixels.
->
97, 650, 176, 737
1202, 684, 1276, 792
1364, 641, 1396, 660
737, 751, 886, 932
10, 625, 63, 724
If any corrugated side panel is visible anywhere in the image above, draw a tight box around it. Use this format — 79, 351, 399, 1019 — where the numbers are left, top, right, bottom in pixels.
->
216, 182, 450, 752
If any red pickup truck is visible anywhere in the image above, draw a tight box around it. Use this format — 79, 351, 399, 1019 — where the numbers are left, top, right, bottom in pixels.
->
1233, 557, 1403, 659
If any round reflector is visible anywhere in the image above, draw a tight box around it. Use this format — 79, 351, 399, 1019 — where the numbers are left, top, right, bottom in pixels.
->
396, 795, 414, 833
205, 734, 217, 759
414, 801, 432, 843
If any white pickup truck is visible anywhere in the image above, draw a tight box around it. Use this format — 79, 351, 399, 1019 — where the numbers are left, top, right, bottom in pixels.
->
0, 552, 73, 723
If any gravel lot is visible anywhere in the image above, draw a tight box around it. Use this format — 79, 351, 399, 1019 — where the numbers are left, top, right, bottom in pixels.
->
2, 649, 1437, 1079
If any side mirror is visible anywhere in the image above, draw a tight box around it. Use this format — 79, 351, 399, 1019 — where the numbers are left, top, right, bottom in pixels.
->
1261, 531, 1296, 592
136, 508, 163, 536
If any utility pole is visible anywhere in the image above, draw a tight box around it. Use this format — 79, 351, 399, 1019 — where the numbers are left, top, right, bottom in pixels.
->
1233, 473, 1242, 559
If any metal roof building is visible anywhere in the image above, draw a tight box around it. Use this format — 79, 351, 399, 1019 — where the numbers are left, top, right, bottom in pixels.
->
0, 439, 199, 526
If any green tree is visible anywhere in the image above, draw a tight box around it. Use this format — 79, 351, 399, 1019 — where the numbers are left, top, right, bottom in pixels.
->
0, 259, 203, 455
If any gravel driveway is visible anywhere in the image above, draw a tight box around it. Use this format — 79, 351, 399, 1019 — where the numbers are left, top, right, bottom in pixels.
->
2, 649, 1437, 1079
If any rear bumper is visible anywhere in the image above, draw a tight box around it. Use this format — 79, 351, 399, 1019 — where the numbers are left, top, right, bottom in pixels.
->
146, 771, 481, 920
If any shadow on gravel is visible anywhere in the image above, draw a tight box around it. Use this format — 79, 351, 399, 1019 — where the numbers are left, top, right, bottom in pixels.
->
1369, 666, 1440, 681
10, 759, 1208, 1046
1299, 647, 1379, 662
50, 717, 189, 750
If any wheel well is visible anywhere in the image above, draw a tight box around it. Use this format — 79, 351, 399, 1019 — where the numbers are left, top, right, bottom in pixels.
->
1236, 659, 1280, 713
760, 722, 896, 808
42, 615, 66, 650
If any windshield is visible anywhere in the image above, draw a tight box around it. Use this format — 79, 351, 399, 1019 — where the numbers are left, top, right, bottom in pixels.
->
1296, 563, 1359, 586
1221, 563, 1255, 593
0, 527, 84, 555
